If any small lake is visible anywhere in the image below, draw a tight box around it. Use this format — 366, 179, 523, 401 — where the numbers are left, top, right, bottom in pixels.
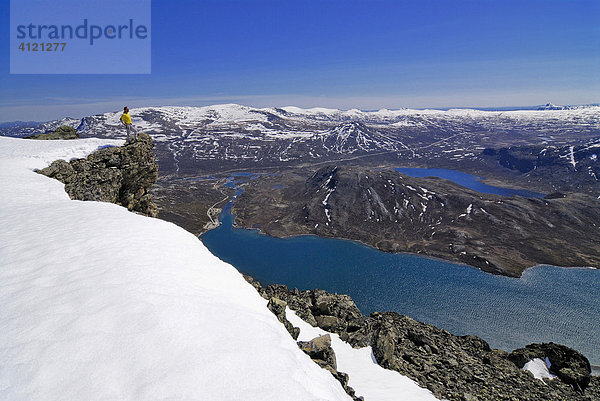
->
201, 168, 599, 366
394, 167, 545, 198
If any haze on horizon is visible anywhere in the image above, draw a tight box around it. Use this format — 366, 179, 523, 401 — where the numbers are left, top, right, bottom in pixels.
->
1, 0, 598, 122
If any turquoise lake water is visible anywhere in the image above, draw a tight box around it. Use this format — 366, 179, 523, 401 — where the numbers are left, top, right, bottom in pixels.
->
201, 169, 600, 366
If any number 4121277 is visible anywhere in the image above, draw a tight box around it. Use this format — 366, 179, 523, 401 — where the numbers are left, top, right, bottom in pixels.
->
18, 42, 67, 51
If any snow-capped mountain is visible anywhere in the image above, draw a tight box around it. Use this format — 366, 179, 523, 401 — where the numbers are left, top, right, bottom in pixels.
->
0, 117, 80, 138
537, 103, 570, 110
319, 121, 407, 154
2, 104, 599, 176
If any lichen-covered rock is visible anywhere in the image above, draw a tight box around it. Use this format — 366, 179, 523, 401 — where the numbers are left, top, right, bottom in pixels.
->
25, 125, 79, 140
267, 297, 299, 340
367, 312, 598, 400
297, 334, 337, 370
255, 282, 366, 341
297, 335, 363, 401
257, 283, 318, 326
510, 343, 592, 390
38, 133, 159, 216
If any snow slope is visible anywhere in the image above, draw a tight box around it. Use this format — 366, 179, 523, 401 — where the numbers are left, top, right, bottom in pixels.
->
0, 137, 353, 401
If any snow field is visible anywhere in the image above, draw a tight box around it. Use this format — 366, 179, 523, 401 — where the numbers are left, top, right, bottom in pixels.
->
0, 137, 352, 401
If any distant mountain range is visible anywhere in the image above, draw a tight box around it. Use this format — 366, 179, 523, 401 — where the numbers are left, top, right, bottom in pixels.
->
0, 120, 40, 129
2, 104, 599, 194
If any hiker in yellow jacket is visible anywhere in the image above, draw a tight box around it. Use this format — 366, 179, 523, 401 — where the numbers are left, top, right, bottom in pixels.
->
120, 106, 138, 142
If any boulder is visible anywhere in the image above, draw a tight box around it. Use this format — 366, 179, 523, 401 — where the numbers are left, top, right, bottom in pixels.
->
509, 343, 592, 390
297, 335, 364, 401
297, 334, 337, 370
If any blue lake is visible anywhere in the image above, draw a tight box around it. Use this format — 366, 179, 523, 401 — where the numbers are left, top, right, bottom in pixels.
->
394, 167, 545, 198
201, 168, 599, 366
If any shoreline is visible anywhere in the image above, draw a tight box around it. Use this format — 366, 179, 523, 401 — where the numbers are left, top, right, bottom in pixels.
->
225, 203, 599, 278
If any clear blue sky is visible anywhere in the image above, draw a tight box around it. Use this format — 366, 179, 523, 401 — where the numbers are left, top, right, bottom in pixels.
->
1, 0, 599, 121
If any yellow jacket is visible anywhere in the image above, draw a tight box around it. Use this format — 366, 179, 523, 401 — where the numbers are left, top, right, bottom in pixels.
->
120, 112, 132, 125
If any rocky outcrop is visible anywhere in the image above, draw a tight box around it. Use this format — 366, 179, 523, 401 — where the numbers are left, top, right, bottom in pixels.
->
267, 297, 299, 340
297, 334, 363, 401
38, 133, 159, 216
256, 283, 366, 344
367, 312, 593, 400
25, 125, 80, 140
298, 334, 337, 370
510, 343, 592, 390
245, 277, 364, 401
246, 277, 600, 401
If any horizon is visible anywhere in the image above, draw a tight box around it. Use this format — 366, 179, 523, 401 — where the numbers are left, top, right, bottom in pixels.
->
3, 101, 600, 125
1, 0, 599, 122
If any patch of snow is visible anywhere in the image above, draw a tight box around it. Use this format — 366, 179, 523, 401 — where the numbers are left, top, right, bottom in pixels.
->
0, 137, 352, 401
286, 309, 438, 401
131, 118, 163, 132
324, 169, 337, 188
559, 145, 577, 169
323, 188, 335, 224
569, 146, 577, 169
523, 358, 557, 381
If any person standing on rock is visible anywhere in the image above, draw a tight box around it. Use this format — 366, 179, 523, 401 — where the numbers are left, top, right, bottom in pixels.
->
120, 106, 138, 142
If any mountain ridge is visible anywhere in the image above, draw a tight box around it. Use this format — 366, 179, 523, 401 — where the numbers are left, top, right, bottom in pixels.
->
4, 104, 595, 194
